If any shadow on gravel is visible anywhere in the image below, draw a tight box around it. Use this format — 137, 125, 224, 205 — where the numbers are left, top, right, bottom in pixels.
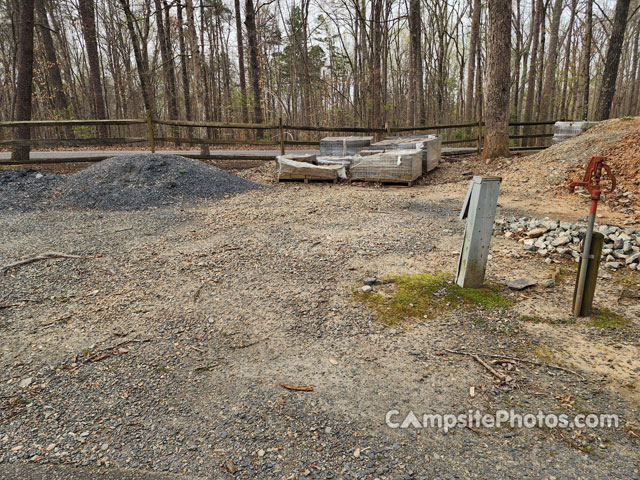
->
0, 463, 180, 480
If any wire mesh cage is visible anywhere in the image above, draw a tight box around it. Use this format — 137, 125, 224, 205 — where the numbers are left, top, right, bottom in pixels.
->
350, 149, 422, 184
276, 157, 346, 182
319, 136, 374, 156
371, 135, 440, 172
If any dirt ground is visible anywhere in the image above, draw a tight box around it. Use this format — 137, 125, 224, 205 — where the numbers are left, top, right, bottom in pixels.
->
0, 155, 639, 479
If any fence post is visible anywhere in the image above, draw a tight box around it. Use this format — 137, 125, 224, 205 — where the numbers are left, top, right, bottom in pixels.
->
476, 119, 482, 155
146, 110, 156, 154
279, 116, 285, 155
385, 121, 391, 137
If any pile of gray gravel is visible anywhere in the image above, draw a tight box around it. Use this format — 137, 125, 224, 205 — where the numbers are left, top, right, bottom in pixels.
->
1, 154, 262, 212
0, 168, 61, 212
62, 154, 263, 209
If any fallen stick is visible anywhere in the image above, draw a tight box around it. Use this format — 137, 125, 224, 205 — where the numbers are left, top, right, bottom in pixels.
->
41, 314, 72, 327
229, 339, 263, 350
193, 283, 205, 303
0, 303, 20, 310
195, 363, 222, 372
471, 354, 507, 382
279, 383, 314, 392
486, 353, 586, 380
2, 252, 87, 275
445, 349, 507, 381
84, 338, 151, 363
445, 349, 585, 381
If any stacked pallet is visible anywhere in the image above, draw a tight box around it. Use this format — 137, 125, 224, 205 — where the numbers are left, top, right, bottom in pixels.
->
276, 156, 346, 183
370, 135, 440, 172
319, 136, 374, 156
350, 150, 422, 185
552, 121, 598, 144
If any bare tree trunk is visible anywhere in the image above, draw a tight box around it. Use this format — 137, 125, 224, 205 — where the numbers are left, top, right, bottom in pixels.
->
576, 0, 593, 120
523, 0, 542, 123
559, 0, 578, 119
630, 25, 640, 115
35, 0, 68, 117
407, 0, 419, 126
11, 0, 35, 162
595, 0, 632, 120
416, 19, 425, 125
176, 2, 192, 125
512, 0, 522, 121
465, 0, 480, 120
370, 0, 383, 128
536, 0, 562, 144
118, 0, 154, 116
538, 0, 562, 121
154, 0, 178, 123
483, 0, 511, 160
185, 0, 210, 153
245, 0, 263, 136
79, 0, 107, 137
234, 0, 249, 123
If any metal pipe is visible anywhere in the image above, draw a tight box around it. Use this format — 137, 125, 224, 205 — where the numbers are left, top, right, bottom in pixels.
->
574, 205, 596, 316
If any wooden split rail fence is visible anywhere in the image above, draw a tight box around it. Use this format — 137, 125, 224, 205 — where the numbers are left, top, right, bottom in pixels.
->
0, 117, 559, 165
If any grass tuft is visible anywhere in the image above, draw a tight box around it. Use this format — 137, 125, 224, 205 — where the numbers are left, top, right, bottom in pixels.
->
353, 272, 512, 326
590, 309, 630, 329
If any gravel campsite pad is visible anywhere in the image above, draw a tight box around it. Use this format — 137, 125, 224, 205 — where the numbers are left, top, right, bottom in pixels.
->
0, 155, 639, 479
1, 154, 262, 212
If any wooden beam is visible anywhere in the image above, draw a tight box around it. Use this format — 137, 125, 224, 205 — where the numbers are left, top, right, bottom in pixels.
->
0, 152, 278, 166
392, 121, 480, 132
154, 119, 280, 130
156, 136, 318, 146
0, 119, 146, 128
0, 138, 148, 147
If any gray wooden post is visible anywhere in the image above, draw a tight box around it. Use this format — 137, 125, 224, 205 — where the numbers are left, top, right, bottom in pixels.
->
456, 176, 502, 288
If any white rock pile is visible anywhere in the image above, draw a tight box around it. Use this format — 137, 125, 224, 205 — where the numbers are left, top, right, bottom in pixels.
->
495, 216, 640, 270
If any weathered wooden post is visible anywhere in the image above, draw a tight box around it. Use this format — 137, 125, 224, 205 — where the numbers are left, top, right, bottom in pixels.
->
572, 232, 604, 316
146, 110, 156, 154
279, 116, 285, 155
456, 176, 502, 288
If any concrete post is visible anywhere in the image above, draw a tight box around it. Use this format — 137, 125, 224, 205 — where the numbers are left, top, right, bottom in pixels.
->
456, 176, 502, 288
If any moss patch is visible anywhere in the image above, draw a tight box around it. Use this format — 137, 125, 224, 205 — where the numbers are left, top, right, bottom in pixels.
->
590, 308, 630, 329
553, 265, 578, 285
353, 272, 513, 326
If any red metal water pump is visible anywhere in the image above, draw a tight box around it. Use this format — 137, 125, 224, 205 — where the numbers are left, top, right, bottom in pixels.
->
569, 156, 616, 316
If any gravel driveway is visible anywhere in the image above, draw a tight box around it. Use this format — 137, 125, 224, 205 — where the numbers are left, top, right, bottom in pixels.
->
1, 162, 638, 479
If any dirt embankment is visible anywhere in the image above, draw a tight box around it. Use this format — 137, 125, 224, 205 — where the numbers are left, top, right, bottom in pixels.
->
493, 118, 640, 219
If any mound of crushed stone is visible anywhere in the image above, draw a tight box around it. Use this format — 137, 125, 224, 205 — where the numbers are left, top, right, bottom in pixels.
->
61, 154, 263, 210
0, 168, 62, 212
491, 118, 640, 217
519, 118, 640, 186
569, 130, 640, 215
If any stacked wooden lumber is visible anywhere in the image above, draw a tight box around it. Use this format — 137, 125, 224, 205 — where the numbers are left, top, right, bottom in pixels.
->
319, 136, 374, 156
350, 150, 422, 185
